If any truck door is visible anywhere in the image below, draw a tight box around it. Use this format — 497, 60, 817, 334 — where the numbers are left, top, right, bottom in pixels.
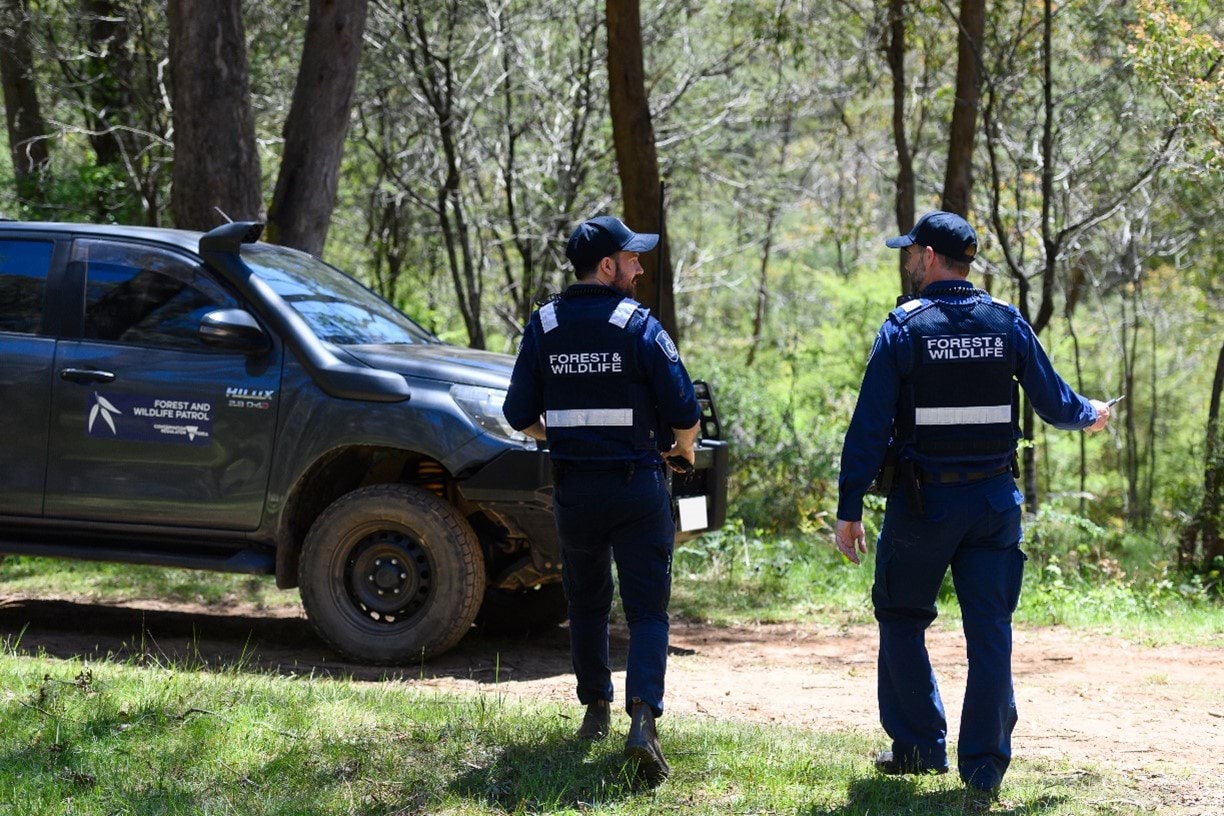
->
44, 238, 282, 530
0, 238, 57, 517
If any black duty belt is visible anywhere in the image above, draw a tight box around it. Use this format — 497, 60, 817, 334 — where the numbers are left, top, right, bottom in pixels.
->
920, 464, 1012, 484
552, 459, 661, 485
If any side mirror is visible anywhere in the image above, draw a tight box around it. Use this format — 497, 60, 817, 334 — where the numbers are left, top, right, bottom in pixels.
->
199, 308, 271, 354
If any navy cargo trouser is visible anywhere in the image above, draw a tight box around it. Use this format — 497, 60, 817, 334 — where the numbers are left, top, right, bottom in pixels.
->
553, 462, 674, 717
873, 471, 1026, 791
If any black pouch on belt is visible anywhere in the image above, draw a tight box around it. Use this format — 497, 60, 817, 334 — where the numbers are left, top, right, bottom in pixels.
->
901, 459, 925, 515
869, 447, 899, 496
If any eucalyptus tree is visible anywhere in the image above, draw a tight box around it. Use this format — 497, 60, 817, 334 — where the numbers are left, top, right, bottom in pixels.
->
0, 1, 178, 223
266, 0, 369, 256
940, 0, 985, 217
168, 0, 262, 228
1130, 0, 1224, 566
0, 0, 50, 210
979, 0, 1183, 512
357, 0, 610, 348
606, 0, 675, 334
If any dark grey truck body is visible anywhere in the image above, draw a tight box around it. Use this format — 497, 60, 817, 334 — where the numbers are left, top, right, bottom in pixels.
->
0, 221, 729, 662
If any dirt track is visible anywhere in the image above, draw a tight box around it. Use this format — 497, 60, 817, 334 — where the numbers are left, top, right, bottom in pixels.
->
1, 594, 1220, 811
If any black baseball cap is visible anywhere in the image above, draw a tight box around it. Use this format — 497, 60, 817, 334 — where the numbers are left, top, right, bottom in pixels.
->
885, 210, 978, 264
565, 216, 658, 271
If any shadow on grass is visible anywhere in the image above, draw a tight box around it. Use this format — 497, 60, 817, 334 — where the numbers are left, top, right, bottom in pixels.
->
805, 777, 1066, 815
0, 597, 594, 683
449, 734, 651, 810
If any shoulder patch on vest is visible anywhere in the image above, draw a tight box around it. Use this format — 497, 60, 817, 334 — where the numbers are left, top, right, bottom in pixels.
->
889, 298, 928, 325
540, 301, 559, 333
991, 296, 1010, 307
608, 297, 640, 329
655, 329, 680, 362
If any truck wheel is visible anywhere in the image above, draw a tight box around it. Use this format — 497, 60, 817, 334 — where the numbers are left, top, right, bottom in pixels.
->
476, 583, 568, 635
299, 484, 485, 663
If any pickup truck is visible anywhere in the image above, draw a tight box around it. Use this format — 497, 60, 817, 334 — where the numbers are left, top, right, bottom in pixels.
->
0, 220, 729, 663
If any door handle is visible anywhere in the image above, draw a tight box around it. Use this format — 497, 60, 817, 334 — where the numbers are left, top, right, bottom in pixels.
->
60, 367, 116, 384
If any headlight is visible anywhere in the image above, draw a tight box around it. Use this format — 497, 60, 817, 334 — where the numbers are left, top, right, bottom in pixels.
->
450, 385, 536, 448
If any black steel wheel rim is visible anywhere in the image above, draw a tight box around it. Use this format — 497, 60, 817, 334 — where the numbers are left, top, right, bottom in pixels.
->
343, 529, 433, 626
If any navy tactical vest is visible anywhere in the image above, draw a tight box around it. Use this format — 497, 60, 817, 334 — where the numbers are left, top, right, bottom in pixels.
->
892, 290, 1020, 458
533, 286, 661, 461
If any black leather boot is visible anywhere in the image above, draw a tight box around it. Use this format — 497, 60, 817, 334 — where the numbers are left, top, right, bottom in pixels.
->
577, 699, 610, 740
624, 699, 670, 782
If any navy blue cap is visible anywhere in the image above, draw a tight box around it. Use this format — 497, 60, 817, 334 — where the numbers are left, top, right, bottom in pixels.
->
565, 216, 658, 271
885, 210, 978, 264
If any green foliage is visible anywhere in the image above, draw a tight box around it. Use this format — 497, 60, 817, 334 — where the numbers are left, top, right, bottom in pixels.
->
1131, 0, 1224, 175
2, 0, 1222, 570
672, 507, 1223, 641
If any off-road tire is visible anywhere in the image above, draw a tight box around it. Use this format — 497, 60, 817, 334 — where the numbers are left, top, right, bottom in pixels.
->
475, 582, 568, 635
299, 483, 485, 663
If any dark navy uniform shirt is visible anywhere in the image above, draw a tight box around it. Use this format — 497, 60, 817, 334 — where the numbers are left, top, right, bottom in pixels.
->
503, 284, 701, 465
837, 280, 1096, 521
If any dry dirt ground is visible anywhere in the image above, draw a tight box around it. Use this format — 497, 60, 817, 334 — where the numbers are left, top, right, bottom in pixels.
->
1, 594, 1221, 812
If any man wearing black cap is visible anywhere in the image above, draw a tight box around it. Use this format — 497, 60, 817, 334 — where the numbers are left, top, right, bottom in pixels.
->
503, 215, 701, 782
833, 211, 1111, 796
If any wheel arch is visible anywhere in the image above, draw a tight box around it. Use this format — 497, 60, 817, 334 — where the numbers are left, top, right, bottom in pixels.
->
276, 445, 453, 588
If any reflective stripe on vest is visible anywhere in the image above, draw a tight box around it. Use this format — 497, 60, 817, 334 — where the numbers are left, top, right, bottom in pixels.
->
608, 298, 637, 328
545, 408, 634, 427
915, 404, 1012, 426
540, 301, 559, 333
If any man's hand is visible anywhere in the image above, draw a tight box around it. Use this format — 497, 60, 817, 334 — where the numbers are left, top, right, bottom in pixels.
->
835, 519, 868, 565
666, 421, 700, 473
1084, 400, 1111, 433
665, 442, 695, 473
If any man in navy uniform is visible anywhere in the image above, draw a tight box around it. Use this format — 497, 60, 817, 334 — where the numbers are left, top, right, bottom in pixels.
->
503, 215, 701, 782
834, 211, 1111, 796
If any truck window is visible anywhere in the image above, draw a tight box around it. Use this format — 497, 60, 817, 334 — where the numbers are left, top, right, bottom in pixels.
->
76, 239, 237, 350
240, 243, 436, 346
0, 239, 54, 334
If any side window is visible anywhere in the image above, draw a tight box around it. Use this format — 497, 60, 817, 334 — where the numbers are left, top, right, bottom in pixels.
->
76, 239, 237, 351
0, 239, 54, 334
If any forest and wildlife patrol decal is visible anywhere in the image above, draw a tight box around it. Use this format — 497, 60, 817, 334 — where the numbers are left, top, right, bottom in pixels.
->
921, 334, 1006, 362
549, 352, 623, 375
86, 392, 213, 445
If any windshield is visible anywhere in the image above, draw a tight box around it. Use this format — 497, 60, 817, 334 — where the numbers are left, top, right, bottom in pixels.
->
241, 244, 436, 345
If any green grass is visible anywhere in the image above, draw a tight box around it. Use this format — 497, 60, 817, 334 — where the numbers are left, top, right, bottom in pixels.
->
0, 556, 296, 612
5, 530, 1221, 648
0, 649, 1148, 815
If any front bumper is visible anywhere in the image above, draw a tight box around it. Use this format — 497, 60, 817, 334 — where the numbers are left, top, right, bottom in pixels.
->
458, 438, 731, 555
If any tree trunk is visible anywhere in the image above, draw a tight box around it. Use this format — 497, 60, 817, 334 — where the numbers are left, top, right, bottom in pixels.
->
884, 0, 914, 295
1121, 260, 1141, 523
1183, 340, 1224, 568
267, 0, 369, 256
167, 0, 262, 230
0, 0, 50, 207
401, 1, 484, 349
82, 0, 132, 170
941, 0, 985, 216
605, 0, 676, 337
